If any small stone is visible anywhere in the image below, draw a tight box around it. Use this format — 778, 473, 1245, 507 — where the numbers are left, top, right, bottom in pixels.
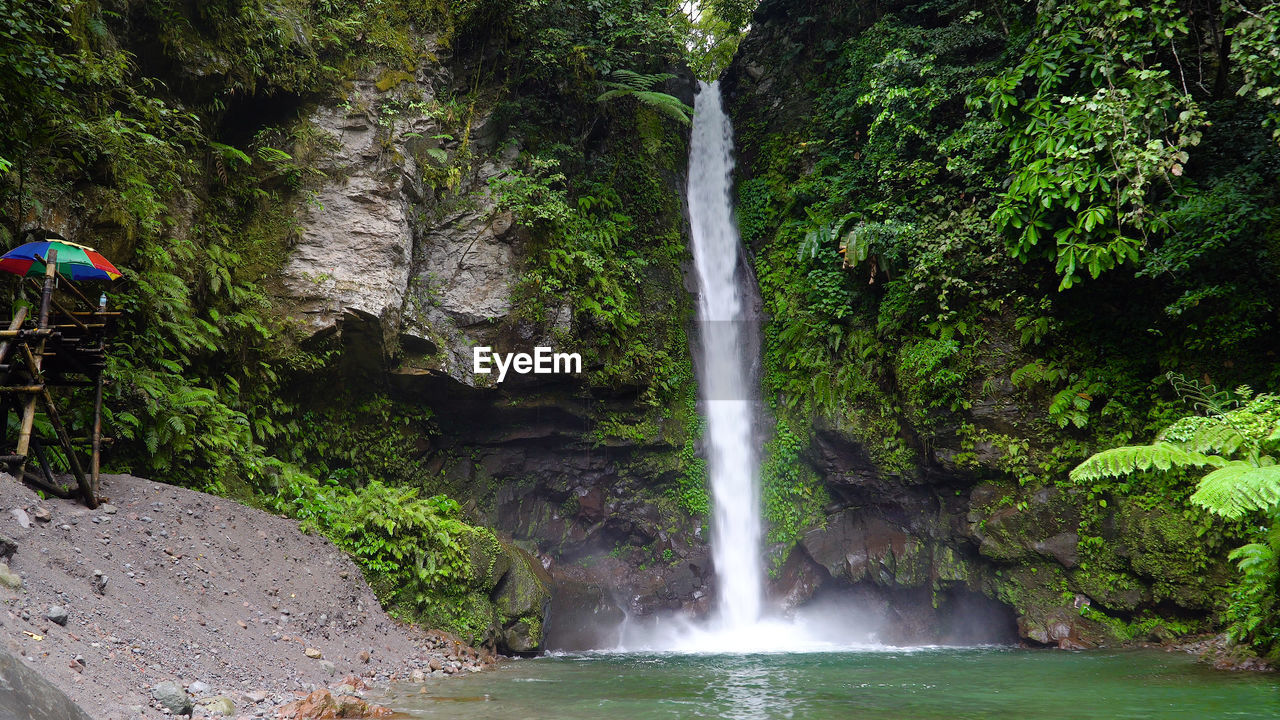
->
318, 659, 336, 676
358, 650, 370, 664
410, 669, 425, 682
188, 680, 211, 695
100, 503, 118, 515
427, 657, 441, 672
197, 696, 235, 716
151, 680, 193, 715
304, 647, 323, 659
0, 562, 21, 590
30, 507, 51, 523
0, 534, 16, 559
45, 605, 68, 626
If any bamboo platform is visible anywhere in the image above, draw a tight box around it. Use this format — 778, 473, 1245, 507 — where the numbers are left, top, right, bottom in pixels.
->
0, 255, 117, 507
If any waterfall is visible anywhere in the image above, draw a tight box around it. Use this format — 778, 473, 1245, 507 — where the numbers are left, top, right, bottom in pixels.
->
687, 80, 763, 630
613, 81, 879, 653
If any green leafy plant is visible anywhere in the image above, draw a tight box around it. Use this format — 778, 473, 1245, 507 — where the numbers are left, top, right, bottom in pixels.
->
597, 69, 692, 125
1072, 375, 1280, 656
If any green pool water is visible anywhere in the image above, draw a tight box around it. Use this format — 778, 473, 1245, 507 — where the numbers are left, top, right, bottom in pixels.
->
375, 648, 1280, 720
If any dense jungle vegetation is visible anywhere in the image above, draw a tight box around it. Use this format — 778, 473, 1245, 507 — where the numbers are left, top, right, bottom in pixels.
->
732, 0, 1280, 660
6, 0, 1280, 662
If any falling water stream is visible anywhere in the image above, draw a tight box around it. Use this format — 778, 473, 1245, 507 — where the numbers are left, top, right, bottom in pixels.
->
614, 80, 858, 653
686, 78, 763, 632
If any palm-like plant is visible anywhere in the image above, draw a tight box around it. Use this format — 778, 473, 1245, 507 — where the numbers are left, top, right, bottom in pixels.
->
1071, 374, 1280, 520
1072, 373, 1280, 654
597, 69, 693, 125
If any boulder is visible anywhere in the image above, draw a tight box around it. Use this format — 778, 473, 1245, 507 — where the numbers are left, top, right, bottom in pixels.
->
0, 646, 94, 719
0, 562, 21, 590
151, 680, 192, 715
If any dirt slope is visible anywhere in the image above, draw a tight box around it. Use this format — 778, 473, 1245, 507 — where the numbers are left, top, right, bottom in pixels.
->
0, 473, 489, 719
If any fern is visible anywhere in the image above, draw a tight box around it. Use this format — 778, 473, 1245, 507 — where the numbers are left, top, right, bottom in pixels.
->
597, 69, 692, 125
1167, 371, 1241, 416
1191, 462, 1280, 519
1069, 442, 1226, 482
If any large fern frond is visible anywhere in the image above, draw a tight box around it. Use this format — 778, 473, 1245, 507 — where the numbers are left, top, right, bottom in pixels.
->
1229, 542, 1277, 578
597, 70, 692, 125
1190, 462, 1280, 519
1069, 442, 1227, 483
602, 69, 676, 91
1180, 419, 1248, 456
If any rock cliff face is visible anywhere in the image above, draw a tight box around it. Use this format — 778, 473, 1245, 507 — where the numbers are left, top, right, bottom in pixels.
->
721, 0, 1232, 648
268, 45, 709, 650
275, 58, 529, 381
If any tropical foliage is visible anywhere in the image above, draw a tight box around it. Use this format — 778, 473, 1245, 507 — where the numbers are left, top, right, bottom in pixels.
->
1073, 377, 1280, 657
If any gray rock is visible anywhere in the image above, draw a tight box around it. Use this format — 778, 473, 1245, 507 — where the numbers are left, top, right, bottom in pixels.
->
151, 680, 192, 715
45, 605, 68, 625
99, 503, 118, 515
0, 533, 16, 559
0, 645, 94, 719
30, 506, 51, 523
317, 659, 336, 676
187, 680, 211, 695
10, 508, 30, 529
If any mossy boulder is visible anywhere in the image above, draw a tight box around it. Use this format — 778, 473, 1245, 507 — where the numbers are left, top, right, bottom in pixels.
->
1111, 499, 1227, 609
972, 486, 1082, 568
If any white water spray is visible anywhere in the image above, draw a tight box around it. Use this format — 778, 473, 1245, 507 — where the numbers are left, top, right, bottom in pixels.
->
687, 80, 763, 631
612, 82, 885, 653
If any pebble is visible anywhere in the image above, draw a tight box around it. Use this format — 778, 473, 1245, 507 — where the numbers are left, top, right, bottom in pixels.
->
304, 647, 322, 659
100, 503, 117, 515
45, 604, 68, 626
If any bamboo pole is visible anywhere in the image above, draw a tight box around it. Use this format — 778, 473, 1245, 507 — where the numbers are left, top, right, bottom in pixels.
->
0, 307, 30, 366
39, 386, 95, 509
91, 370, 103, 497
15, 252, 56, 462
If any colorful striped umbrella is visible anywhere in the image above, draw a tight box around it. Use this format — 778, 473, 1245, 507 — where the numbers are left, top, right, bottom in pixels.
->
0, 240, 122, 282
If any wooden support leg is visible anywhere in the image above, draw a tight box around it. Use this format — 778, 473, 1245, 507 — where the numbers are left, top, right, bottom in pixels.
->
14, 394, 37, 468
31, 438, 64, 495
40, 389, 94, 509
91, 372, 103, 497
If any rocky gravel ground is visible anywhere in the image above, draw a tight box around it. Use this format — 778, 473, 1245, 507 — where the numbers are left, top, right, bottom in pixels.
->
0, 473, 494, 719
